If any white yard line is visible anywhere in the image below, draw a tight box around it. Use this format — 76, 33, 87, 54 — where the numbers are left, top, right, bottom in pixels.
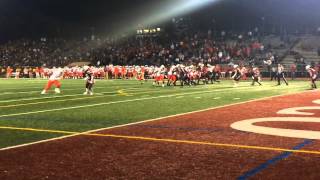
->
0, 88, 144, 103
0, 89, 161, 108
0, 88, 242, 118
0, 86, 256, 109
0, 83, 220, 103
0, 87, 141, 96
0, 90, 315, 151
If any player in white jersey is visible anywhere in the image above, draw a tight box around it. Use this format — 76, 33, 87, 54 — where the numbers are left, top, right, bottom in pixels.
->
153, 65, 165, 87
41, 67, 63, 94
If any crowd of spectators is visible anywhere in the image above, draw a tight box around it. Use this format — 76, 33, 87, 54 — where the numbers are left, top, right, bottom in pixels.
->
0, 30, 272, 69
0, 37, 102, 67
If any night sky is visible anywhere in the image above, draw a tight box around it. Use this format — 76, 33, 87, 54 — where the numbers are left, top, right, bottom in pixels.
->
0, 0, 320, 41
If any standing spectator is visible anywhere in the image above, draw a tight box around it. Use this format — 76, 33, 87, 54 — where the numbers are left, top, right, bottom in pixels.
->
290, 63, 297, 80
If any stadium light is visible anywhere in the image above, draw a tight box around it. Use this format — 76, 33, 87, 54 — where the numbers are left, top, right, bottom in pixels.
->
142, 0, 219, 26
108, 0, 220, 39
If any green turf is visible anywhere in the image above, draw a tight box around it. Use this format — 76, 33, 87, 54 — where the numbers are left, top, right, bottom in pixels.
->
0, 78, 312, 148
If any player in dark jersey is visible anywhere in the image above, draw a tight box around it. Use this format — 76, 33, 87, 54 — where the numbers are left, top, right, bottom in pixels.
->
83, 64, 95, 95
231, 64, 241, 87
306, 65, 317, 89
251, 67, 262, 86
276, 63, 288, 86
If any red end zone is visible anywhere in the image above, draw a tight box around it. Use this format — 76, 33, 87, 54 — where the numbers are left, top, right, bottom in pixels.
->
1, 90, 320, 179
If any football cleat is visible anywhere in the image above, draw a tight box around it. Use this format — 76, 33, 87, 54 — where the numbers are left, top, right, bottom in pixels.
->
54, 88, 61, 94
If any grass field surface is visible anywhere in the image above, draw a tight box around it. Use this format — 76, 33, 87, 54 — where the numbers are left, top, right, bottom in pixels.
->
0, 78, 311, 149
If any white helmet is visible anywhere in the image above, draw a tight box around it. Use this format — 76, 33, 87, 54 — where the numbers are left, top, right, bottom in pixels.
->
83, 65, 89, 71
233, 64, 238, 68
306, 65, 311, 70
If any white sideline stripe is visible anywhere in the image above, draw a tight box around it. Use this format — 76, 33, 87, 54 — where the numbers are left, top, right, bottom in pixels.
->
0, 80, 142, 92
0, 83, 227, 103
0, 89, 171, 108
0, 86, 267, 115
0, 88, 253, 118
0, 90, 314, 151
0, 87, 141, 96
0, 87, 117, 96
0, 81, 151, 93
0, 88, 146, 103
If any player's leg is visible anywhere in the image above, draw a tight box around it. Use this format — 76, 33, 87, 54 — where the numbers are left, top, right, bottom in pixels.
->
53, 80, 61, 93
87, 83, 93, 95
84, 82, 89, 94
282, 73, 288, 85
312, 79, 317, 89
277, 74, 281, 85
257, 77, 262, 85
41, 80, 54, 94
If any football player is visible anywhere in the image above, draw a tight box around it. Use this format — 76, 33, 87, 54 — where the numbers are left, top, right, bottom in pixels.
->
41, 67, 63, 94
276, 63, 288, 86
251, 67, 262, 86
306, 65, 317, 89
231, 64, 241, 87
83, 64, 95, 95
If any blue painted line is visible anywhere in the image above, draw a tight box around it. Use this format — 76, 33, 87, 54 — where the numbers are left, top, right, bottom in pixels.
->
237, 139, 313, 180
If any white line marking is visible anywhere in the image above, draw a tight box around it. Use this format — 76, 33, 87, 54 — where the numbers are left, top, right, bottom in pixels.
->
0, 86, 262, 112
277, 106, 320, 116
0, 88, 166, 108
0, 90, 314, 151
0, 88, 242, 118
213, 97, 221, 100
0, 87, 103, 96
0, 87, 140, 96
312, 99, 320, 104
231, 117, 320, 139
233, 98, 241, 100
0, 83, 249, 103
0, 88, 147, 103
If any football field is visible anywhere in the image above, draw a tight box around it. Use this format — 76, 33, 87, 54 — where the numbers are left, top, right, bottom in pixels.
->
1, 78, 319, 179
0, 78, 308, 148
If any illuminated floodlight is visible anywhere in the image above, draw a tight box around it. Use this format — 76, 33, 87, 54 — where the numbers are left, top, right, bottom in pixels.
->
142, 0, 218, 26
112, 0, 219, 38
